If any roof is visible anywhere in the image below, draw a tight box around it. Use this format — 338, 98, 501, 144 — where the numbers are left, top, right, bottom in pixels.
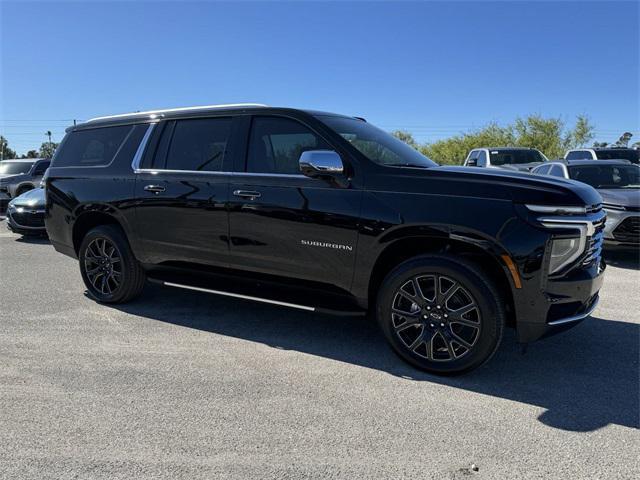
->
74, 104, 355, 130
472, 147, 539, 151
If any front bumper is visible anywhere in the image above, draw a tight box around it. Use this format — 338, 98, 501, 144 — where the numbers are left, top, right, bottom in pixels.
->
516, 260, 605, 343
603, 209, 639, 245
6, 208, 47, 236
0, 192, 10, 213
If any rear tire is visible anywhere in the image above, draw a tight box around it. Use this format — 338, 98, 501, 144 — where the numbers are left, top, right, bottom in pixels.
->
79, 225, 146, 304
376, 254, 504, 375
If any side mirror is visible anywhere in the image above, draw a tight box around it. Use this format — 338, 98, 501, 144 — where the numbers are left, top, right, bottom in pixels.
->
467, 159, 477, 167
299, 150, 344, 178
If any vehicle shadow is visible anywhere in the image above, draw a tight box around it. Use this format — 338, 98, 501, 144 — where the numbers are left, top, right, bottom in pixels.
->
108, 284, 639, 433
604, 248, 640, 270
14, 235, 50, 245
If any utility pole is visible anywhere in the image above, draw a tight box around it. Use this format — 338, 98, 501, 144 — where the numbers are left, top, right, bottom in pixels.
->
46, 131, 52, 158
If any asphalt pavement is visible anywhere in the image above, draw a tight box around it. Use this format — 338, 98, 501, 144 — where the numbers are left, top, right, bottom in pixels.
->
0, 224, 638, 479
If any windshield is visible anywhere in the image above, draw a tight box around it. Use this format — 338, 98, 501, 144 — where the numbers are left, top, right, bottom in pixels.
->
317, 116, 437, 168
0, 161, 32, 175
569, 164, 640, 189
594, 149, 640, 164
489, 149, 547, 165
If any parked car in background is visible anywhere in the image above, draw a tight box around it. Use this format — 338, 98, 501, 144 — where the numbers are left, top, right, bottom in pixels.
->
463, 147, 548, 172
6, 187, 47, 236
564, 147, 640, 164
0, 158, 50, 211
532, 159, 639, 247
46, 104, 606, 375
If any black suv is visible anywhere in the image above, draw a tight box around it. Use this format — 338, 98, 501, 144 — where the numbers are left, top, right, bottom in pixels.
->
46, 105, 606, 374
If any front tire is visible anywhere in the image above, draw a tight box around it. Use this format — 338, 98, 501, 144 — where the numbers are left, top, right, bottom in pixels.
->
79, 225, 146, 304
376, 254, 505, 375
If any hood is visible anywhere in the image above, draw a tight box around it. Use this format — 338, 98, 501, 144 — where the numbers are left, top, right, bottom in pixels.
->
495, 162, 545, 173
374, 165, 603, 207
598, 188, 640, 208
0, 173, 21, 182
9, 187, 45, 208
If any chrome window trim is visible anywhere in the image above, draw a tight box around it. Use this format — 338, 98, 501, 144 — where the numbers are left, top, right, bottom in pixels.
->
130, 123, 158, 172
133, 167, 310, 179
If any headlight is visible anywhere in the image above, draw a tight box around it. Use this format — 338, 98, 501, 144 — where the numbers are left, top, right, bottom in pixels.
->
525, 204, 586, 215
549, 237, 585, 274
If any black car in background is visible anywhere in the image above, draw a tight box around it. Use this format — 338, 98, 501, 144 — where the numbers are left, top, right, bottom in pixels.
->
6, 187, 47, 236
531, 159, 640, 247
45, 104, 606, 375
565, 147, 640, 164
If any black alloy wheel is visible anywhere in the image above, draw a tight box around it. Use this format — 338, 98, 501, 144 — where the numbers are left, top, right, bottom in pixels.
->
376, 254, 505, 375
79, 225, 146, 303
84, 237, 123, 295
391, 274, 481, 362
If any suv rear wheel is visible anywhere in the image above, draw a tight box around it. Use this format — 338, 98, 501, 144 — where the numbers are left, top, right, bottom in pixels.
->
79, 225, 146, 303
376, 254, 504, 375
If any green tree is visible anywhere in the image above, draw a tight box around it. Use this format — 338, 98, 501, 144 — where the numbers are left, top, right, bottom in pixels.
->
391, 130, 418, 148
39, 141, 59, 159
416, 115, 595, 165
569, 115, 595, 148
0, 136, 18, 160
21, 150, 40, 159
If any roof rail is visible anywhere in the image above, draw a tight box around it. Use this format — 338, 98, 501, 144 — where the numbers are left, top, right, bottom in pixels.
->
86, 103, 269, 123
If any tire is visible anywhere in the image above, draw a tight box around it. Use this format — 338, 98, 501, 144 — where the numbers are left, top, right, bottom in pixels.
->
78, 225, 146, 304
376, 254, 505, 375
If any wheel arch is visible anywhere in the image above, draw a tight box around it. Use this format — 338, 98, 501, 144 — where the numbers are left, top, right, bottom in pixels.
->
367, 234, 517, 327
72, 209, 126, 255
13, 181, 36, 196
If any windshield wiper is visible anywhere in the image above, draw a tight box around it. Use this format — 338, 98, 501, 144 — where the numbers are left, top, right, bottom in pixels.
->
385, 163, 430, 168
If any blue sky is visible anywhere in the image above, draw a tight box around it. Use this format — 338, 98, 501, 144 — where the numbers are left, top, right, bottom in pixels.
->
1, 0, 638, 154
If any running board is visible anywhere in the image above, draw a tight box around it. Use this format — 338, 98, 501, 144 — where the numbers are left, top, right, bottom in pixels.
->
148, 278, 365, 316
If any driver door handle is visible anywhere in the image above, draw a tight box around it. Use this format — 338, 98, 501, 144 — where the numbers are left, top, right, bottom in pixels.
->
233, 190, 261, 199
144, 184, 166, 193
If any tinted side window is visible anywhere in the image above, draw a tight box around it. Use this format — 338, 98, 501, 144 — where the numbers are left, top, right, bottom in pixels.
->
247, 117, 330, 174
566, 150, 591, 160
477, 150, 488, 166
33, 161, 50, 175
535, 165, 550, 175
549, 165, 565, 177
165, 118, 232, 172
53, 125, 132, 167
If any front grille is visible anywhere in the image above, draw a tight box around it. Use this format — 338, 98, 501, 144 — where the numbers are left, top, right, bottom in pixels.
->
613, 216, 640, 244
9, 210, 45, 228
582, 215, 606, 267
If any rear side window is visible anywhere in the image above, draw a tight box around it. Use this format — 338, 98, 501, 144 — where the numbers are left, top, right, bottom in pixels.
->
33, 161, 50, 175
549, 165, 565, 177
53, 125, 132, 167
566, 150, 591, 160
165, 118, 232, 172
247, 116, 330, 174
594, 149, 640, 163
535, 165, 550, 175
477, 150, 488, 166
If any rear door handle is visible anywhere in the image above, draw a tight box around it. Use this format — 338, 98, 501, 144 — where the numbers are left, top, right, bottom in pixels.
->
144, 184, 166, 193
233, 190, 261, 199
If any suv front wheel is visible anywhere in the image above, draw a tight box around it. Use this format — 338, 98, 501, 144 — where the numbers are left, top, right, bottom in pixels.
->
79, 225, 146, 303
376, 254, 505, 375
